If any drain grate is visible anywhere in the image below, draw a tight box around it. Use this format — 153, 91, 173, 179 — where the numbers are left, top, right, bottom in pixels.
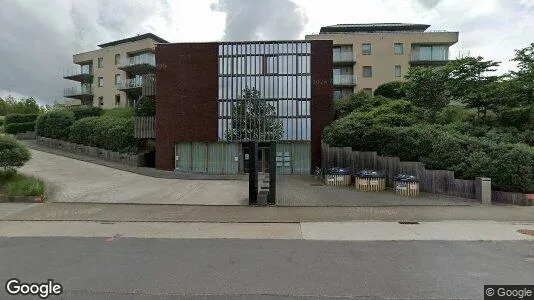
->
517, 229, 534, 236
399, 221, 420, 225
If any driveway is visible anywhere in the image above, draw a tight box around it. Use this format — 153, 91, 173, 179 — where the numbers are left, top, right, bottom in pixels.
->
20, 150, 248, 205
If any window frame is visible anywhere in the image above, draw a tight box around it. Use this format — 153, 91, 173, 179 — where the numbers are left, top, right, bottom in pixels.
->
362, 66, 372, 78
98, 77, 104, 87
362, 43, 372, 55
394, 65, 402, 78
394, 43, 404, 55
98, 57, 103, 68
362, 88, 373, 97
114, 74, 121, 85
115, 54, 120, 65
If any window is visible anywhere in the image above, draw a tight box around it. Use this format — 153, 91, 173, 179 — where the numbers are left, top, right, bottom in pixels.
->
98, 96, 104, 107
115, 54, 120, 65
362, 66, 372, 78
98, 57, 103, 68
115, 94, 121, 106
362, 43, 371, 55
395, 65, 402, 77
115, 74, 121, 85
394, 43, 403, 55
363, 88, 373, 97
98, 77, 103, 87
265, 56, 278, 74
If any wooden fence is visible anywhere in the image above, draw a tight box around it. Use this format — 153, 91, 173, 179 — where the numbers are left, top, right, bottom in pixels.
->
142, 74, 155, 97
321, 142, 533, 205
321, 142, 477, 199
134, 116, 155, 139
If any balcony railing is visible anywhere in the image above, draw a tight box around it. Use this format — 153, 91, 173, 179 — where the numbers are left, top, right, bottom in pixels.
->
63, 66, 93, 83
333, 52, 355, 63
117, 53, 156, 75
63, 86, 93, 98
333, 75, 356, 86
117, 78, 143, 91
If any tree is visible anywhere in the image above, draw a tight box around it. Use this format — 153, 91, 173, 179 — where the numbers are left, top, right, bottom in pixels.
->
404, 66, 449, 111
134, 96, 155, 116
0, 95, 42, 115
373, 81, 406, 99
444, 56, 501, 120
0, 136, 31, 172
509, 43, 534, 107
225, 87, 283, 141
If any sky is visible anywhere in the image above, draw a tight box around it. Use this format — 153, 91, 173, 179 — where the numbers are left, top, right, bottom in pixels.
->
0, 0, 533, 105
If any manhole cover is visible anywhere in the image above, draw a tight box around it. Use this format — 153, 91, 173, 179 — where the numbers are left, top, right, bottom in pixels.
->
399, 221, 420, 225
517, 229, 534, 236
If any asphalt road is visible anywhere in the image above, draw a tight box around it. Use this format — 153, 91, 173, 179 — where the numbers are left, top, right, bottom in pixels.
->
0, 238, 533, 299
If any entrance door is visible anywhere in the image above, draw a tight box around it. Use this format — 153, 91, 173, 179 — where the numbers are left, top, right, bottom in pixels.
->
258, 148, 270, 173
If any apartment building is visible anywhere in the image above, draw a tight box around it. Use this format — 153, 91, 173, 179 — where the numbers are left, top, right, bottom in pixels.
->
305, 23, 459, 99
63, 33, 168, 108
154, 40, 333, 174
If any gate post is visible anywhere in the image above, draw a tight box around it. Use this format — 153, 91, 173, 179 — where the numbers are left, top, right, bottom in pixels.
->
248, 141, 258, 205
268, 141, 276, 205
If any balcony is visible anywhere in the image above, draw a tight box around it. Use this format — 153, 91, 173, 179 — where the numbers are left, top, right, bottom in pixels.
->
409, 59, 450, 66
117, 78, 143, 93
333, 52, 355, 65
141, 74, 156, 98
333, 75, 356, 86
63, 66, 93, 83
410, 45, 450, 66
63, 86, 93, 102
117, 53, 156, 75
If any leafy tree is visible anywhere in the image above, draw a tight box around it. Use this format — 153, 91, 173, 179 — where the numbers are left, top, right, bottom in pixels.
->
225, 87, 283, 141
444, 56, 501, 120
373, 81, 406, 99
508, 43, 534, 107
333, 91, 375, 119
134, 96, 155, 116
404, 67, 449, 112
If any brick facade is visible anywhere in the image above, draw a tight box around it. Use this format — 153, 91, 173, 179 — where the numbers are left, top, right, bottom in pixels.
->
310, 40, 334, 171
155, 43, 219, 170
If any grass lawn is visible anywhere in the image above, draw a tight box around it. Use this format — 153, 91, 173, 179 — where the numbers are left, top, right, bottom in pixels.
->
0, 170, 44, 197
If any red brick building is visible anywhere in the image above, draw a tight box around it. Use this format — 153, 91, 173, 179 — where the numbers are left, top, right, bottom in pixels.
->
154, 40, 333, 174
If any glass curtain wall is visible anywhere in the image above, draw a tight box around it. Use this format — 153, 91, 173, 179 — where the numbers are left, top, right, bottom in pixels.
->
218, 42, 312, 142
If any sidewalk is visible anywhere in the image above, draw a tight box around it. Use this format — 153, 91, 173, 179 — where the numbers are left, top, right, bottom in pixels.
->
2, 202, 534, 222
0, 220, 532, 241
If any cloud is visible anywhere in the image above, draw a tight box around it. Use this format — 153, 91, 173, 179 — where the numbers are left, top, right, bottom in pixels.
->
210, 0, 308, 41
414, 0, 443, 9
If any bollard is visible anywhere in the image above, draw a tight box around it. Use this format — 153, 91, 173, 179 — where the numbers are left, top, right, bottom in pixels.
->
476, 177, 492, 204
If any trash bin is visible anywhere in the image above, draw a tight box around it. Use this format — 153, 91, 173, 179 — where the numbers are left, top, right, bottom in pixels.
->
324, 167, 352, 187
355, 170, 386, 192
394, 174, 419, 197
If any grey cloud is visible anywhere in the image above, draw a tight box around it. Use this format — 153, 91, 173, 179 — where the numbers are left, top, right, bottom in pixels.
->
211, 0, 308, 41
0, 0, 171, 105
415, 0, 443, 9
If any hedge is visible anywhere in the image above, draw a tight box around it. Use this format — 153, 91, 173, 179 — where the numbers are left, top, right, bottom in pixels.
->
35, 110, 75, 140
323, 122, 534, 193
5, 113, 38, 125
68, 116, 135, 153
499, 106, 534, 130
5, 121, 36, 134
70, 107, 102, 120
102, 107, 134, 118
373, 81, 406, 99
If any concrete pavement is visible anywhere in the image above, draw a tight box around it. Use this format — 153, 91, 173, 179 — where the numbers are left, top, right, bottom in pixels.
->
0, 220, 532, 240
2, 202, 534, 222
0, 238, 532, 299
21, 150, 248, 205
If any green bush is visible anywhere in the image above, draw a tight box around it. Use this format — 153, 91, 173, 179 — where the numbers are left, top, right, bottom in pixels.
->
103, 107, 134, 118
70, 106, 102, 120
0, 119, 4, 126
5, 113, 38, 125
0, 136, 31, 170
499, 106, 534, 130
35, 110, 75, 139
435, 105, 477, 124
68, 116, 135, 153
134, 96, 155, 117
373, 81, 406, 99
5, 121, 36, 134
